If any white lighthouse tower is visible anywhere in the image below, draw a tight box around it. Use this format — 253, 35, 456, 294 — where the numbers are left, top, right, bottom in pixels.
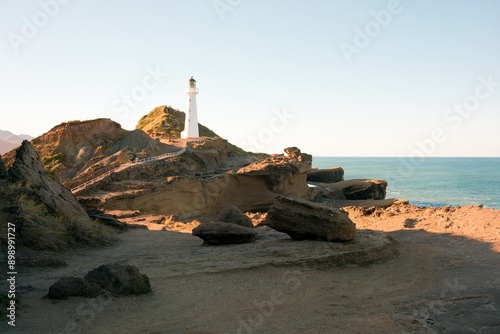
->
181, 76, 199, 139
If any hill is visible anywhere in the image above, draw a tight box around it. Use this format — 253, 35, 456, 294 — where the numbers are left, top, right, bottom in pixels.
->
0, 129, 33, 154
136, 105, 251, 156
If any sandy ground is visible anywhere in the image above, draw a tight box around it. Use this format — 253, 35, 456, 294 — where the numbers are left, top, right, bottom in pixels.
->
3, 203, 500, 334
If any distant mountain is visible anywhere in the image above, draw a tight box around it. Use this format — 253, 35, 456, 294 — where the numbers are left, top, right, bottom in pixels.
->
0, 130, 33, 154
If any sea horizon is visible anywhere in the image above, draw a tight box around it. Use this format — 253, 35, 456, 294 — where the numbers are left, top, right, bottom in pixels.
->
312, 156, 500, 209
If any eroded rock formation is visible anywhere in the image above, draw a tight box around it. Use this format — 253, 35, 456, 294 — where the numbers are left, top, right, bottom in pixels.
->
265, 196, 356, 242
307, 167, 344, 183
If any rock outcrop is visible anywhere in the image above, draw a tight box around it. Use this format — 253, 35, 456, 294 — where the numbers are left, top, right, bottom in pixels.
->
93, 146, 312, 219
214, 205, 253, 228
48, 277, 103, 300
192, 222, 257, 245
84, 264, 151, 295
0, 141, 114, 250
307, 167, 344, 183
9, 140, 88, 218
309, 179, 387, 203
265, 196, 356, 242
237, 148, 312, 193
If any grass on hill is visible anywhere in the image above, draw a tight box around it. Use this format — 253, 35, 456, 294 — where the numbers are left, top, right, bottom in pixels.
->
136, 105, 256, 157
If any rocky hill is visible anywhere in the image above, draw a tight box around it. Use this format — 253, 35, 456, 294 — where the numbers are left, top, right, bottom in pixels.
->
2, 118, 183, 187
136, 105, 252, 156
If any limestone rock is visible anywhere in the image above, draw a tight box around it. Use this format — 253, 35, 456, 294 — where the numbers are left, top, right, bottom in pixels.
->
284, 147, 301, 158
47, 277, 102, 300
265, 196, 356, 242
8, 140, 88, 218
84, 264, 152, 295
309, 179, 387, 201
0, 155, 7, 179
192, 222, 257, 245
237, 147, 312, 193
215, 205, 253, 228
307, 167, 344, 183
341, 179, 387, 200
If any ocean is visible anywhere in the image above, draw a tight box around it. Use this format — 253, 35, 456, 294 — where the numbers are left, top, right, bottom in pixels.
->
312, 157, 500, 209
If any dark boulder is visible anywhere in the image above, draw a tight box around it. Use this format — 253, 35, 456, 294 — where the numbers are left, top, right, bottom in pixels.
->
47, 277, 102, 300
84, 264, 151, 295
341, 179, 387, 200
215, 205, 253, 228
307, 167, 344, 183
265, 196, 356, 242
192, 222, 257, 245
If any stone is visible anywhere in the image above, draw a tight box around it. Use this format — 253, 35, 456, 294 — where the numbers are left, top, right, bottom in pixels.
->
403, 218, 418, 228
284, 147, 301, 158
307, 167, 344, 183
84, 264, 152, 295
47, 276, 102, 300
265, 196, 356, 242
192, 222, 257, 245
215, 205, 253, 228
309, 179, 387, 201
341, 179, 387, 200
8, 140, 89, 218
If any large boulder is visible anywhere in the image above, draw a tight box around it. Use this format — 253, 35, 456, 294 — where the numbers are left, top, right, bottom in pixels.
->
8, 140, 88, 218
214, 205, 253, 228
307, 167, 344, 183
265, 196, 356, 242
309, 179, 387, 201
47, 277, 102, 300
84, 264, 151, 295
340, 179, 387, 200
192, 222, 257, 245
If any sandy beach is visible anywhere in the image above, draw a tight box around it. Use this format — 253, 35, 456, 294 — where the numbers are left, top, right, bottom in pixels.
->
8, 203, 500, 334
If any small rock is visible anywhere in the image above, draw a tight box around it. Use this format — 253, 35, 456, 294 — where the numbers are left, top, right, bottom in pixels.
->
48, 277, 102, 300
403, 218, 418, 228
215, 205, 253, 228
284, 147, 301, 158
192, 222, 257, 245
84, 264, 152, 295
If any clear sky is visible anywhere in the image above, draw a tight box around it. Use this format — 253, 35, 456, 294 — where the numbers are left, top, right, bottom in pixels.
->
1, 0, 499, 156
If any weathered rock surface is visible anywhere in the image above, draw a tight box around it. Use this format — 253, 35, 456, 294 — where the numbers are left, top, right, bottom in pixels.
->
214, 205, 253, 228
192, 222, 257, 245
9, 140, 89, 218
0, 155, 7, 179
84, 264, 151, 295
307, 167, 344, 183
47, 277, 103, 300
265, 196, 356, 242
236, 148, 312, 193
341, 179, 387, 200
309, 179, 387, 202
96, 147, 312, 220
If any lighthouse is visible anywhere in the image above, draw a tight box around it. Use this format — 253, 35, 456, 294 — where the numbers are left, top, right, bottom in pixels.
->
181, 76, 199, 139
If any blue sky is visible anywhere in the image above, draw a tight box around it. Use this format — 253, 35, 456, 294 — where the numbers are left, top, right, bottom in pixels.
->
1, 0, 499, 156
